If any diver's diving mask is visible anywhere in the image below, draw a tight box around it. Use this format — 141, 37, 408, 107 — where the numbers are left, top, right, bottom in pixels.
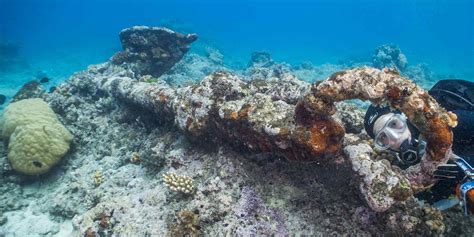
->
373, 113, 409, 150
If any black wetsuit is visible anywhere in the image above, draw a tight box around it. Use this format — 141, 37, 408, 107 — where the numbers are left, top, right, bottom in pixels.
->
450, 109, 474, 158
430, 79, 474, 159
417, 79, 474, 203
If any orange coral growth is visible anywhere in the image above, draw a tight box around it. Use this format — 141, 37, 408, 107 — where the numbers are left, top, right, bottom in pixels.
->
278, 127, 290, 137
424, 117, 453, 161
229, 105, 251, 121
386, 86, 401, 100
230, 111, 239, 120
238, 104, 251, 119
159, 93, 168, 103
306, 119, 345, 155
292, 102, 345, 160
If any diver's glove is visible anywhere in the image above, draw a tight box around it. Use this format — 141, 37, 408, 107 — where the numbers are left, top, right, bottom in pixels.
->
438, 155, 474, 215
434, 159, 464, 181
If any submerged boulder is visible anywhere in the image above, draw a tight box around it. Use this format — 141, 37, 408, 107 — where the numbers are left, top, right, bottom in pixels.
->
111, 26, 198, 77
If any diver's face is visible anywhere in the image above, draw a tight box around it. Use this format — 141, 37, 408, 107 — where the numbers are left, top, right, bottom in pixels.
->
373, 113, 412, 151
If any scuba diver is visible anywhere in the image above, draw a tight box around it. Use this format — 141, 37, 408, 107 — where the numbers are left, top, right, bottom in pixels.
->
363, 79, 474, 215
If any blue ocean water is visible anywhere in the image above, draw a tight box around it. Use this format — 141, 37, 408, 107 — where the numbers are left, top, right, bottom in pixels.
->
1, 0, 473, 98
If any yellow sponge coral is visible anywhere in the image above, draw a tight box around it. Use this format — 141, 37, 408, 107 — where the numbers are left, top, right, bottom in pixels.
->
0, 98, 73, 175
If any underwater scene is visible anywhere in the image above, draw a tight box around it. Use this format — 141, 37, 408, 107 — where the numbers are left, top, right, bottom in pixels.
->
0, 0, 473, 236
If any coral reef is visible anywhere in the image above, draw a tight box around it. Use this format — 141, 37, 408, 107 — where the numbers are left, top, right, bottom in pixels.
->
245, 51, 292, 81
80, 28, 456, 213
248, 51, 274, 68
93, 54, 455, 213
404, 63, 436, 88
204, 47, 224, 65
292, 62, 349, 82
372, 44, 408, 70
111, 26, 198, 78
0, 26, 472, 236
244, 52, 354, 83
158, 49, 227, 85
11, 80, 46, 102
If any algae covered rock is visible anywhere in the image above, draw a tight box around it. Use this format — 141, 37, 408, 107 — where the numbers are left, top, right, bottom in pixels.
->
11, 80, 46, 103
0, 98, 73, 175
111, 26, 198, 77
372, 44, 408, 70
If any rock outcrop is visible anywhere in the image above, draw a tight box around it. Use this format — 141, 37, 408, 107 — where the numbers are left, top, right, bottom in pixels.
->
111, 26, 198, 77
372, 44, 408, 70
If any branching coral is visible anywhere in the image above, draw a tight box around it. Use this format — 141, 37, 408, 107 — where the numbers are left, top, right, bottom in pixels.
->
130, 152, 141, 164
93, 170, 104, 186
163, 172, 195, 194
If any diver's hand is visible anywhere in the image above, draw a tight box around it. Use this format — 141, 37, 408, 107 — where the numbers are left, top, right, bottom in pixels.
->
434, 159, 464, 181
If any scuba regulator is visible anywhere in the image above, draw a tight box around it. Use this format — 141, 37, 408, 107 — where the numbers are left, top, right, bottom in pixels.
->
398, 138, 421, 166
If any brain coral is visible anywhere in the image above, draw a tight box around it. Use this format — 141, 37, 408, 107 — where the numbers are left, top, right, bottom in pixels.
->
0, 98, 73, 175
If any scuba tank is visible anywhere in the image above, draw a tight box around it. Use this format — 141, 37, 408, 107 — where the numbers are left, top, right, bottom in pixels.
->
429, 79, 474, 111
